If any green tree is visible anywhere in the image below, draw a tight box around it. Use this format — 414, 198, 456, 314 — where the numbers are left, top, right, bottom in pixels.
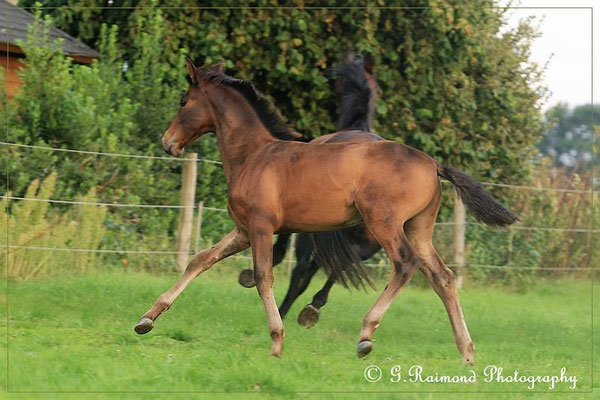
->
539, 103, 598, 171
9, 0, 549, 249
3, 6, 189, 266
22, 0, 547, 182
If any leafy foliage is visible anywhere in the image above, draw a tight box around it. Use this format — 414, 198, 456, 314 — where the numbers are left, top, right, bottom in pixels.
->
5, 2, 557, 275
538, 103, 599, 170
21, 0, 547, 180
3, 6, 190, 267
429, 163, 596, 287
1, 172, 106, 279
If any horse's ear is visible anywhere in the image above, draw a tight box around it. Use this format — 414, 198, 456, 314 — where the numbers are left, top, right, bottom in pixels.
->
363, 54, 375, 75
185, 56, 198, 84
209, 60, 225, 74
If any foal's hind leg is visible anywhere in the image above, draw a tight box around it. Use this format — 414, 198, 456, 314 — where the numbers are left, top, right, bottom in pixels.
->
405, 195, 475, 365
134, 228, 249, 334
419, 247, 474, 365
356, 220, 422, 357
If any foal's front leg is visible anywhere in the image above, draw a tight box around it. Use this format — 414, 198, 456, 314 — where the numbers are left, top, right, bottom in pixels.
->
250, 228, 285, 357
134, 228, 250, 334
238, 233, 292, 288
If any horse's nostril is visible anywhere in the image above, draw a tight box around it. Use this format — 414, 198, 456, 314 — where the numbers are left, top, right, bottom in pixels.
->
164, 144, 172, 155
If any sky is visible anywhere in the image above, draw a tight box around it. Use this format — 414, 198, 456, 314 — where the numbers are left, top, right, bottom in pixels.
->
498, 0, 598, 111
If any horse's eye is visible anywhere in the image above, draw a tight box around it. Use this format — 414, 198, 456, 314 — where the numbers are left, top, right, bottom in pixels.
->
180, 98, 187, 107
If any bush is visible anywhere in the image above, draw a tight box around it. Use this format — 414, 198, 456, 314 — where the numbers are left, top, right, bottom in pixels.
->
462, 164, 596, 286
1, 172, 106, 279
6, 2, 578, 282
2, 6, 195, 269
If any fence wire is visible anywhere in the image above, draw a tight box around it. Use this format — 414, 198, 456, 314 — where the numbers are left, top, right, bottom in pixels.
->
2, 141, 596, 193
3, 195, 598, 232
3, 140, 596, 274
1, 141, 222, 164
5, 245, 592, 272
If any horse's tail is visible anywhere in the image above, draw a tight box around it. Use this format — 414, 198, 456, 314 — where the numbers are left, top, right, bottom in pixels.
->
310, 231, 375, 290
332, 52, 377, 132
437, 164, 519, 227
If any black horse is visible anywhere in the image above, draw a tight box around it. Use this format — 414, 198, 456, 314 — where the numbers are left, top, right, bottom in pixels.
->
238, 53, 384, 327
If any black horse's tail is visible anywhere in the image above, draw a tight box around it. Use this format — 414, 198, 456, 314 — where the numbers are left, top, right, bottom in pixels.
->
332, 52, 377, 132
437, 164, 519, 227
310, 231, 375, 290
272, 231, 374, 290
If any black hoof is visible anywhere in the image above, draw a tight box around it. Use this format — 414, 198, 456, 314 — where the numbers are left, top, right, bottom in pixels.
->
134, 317, 154, 335
297, 304, 320, 328
238, 269, 256, 288
357, 340, 373, 358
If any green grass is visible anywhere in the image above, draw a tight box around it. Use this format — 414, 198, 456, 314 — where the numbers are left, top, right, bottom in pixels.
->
0, 268, 597, 399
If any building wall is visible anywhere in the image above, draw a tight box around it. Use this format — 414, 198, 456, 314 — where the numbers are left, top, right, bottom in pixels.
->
0, 55, 24, 98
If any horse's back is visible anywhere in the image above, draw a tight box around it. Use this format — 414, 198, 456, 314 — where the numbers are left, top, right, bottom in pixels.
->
313, 130, 385, 144
252, 140, 437, 189
247, 140, 437, 229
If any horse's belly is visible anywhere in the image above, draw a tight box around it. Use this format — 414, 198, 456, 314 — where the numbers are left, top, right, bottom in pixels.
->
278, 202, 362, 233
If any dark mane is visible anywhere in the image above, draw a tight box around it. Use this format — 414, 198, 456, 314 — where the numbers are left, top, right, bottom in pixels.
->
332, 56, 377, 132
201, 71, 304, 141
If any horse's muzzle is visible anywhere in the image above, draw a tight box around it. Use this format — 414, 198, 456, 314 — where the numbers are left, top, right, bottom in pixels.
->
162, 141, 183, 157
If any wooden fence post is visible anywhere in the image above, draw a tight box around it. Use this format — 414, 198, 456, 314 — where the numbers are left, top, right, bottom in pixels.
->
194, 200, 204, 254
176, 153, 197, 271
453, 189, 466, 288
507, 225, 514, 265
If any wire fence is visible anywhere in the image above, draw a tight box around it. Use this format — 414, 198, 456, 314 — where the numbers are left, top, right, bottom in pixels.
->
3, 140, 597, 273
0, 141, 222, 164
3, 195, 598, 232
3, 140, 597, 192
5, 245, 593, 272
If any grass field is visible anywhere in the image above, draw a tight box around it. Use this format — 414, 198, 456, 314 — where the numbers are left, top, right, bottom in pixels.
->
0, 267, 597, 399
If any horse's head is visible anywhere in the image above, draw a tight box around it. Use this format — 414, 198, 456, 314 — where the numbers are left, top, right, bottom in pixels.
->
162, 58, 224, 157
334, 52, 379, 132
362, 54, 378, 99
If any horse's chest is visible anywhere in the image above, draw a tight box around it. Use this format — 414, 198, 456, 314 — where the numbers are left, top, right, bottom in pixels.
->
227, 181, 279, 226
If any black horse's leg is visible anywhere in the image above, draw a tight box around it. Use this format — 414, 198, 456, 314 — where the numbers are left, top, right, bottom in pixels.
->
297, 277, 335, 328
278, 259, 320, 319
272, 233, 293, 266
312, 278, 335, 309
239, 233, 292, 288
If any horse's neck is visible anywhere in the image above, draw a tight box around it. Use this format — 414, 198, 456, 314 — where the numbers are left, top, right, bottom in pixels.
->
210, 85, 277, 184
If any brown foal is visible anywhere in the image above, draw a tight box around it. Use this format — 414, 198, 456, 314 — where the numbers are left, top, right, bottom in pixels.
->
134, 59, 518, 364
